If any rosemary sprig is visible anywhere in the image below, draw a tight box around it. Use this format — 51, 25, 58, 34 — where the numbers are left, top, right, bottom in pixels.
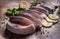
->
31, 0, 44, 6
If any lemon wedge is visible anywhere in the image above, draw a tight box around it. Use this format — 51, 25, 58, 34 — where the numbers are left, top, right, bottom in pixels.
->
41, 19, 53, 28
49, 14, 59, 20
45, 17, 57, 23
20, 1, 30, 10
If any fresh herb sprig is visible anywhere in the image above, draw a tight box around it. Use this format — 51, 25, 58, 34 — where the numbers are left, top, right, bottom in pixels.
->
6, 3, 25, 16
58, 6, 60, 14
6, 8, 25, 16
31, 0, 44, 6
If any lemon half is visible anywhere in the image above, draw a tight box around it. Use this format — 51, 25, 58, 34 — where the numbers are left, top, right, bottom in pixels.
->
20, 1, 30, 10
45, 17, 57, 23
49, 14, 59, 20
41, 19, 53, 28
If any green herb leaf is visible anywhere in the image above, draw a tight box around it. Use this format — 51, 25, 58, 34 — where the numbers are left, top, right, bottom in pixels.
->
58, 6, 60, 14
6, 7, 25, 16
31, 2, 38, 6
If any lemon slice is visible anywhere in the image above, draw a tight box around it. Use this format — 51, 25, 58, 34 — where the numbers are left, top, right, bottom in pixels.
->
45, 17, 57, 23
49, 14, 59, 20
41, 19, 53, 28
20, 1, 30, 10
